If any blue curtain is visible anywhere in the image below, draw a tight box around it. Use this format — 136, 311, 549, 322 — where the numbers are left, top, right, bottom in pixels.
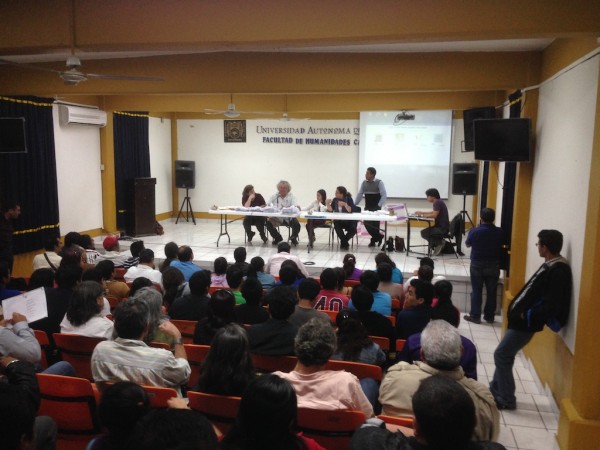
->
113, 112, 150, 229
0, 96, 60, 253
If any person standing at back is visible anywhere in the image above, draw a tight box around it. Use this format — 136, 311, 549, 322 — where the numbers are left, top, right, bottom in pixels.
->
355, 167, 387, 247
464, 208, 505, 325
0, 200, 21, 271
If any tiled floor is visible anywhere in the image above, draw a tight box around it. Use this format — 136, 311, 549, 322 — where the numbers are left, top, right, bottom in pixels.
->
103, 218, 561, 450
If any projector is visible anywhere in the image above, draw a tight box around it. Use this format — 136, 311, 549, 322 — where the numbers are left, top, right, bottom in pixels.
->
394, 111, 415, 123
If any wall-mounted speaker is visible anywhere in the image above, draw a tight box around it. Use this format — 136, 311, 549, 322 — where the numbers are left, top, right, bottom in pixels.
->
174, 160, 195, 189
452, 163, 478, 195
463, 107, 496, 151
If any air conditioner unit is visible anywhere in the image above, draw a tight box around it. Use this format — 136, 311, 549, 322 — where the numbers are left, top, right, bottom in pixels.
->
58, 104, 107, 127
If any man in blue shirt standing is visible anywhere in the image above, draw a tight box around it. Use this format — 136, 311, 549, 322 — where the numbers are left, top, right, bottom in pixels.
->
464, 208, 505, 324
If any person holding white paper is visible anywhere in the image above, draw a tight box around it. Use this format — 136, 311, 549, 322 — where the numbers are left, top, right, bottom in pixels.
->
0, 312, 41, 364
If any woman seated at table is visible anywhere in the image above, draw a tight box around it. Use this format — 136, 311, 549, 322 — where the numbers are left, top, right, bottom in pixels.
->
241, 184, 268, 243
304, 189, 328, 248
326, 186, 357, 251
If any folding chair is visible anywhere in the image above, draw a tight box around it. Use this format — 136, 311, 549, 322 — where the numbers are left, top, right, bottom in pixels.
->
52, 333, 106, 380
169, 319, 197, 344
148, 341, 171, 350
36, 373, 102, 450
297, 408, 365, 450
34, 329, 50, 370
187, 391, 241, 434
251, 353, 298, 374
324, 359, 383, 382
142, 385, 179, 409
377, 414, 414, 429
440, 213, 463, 258
184, 344, 211, 388
369, 335, 390, 353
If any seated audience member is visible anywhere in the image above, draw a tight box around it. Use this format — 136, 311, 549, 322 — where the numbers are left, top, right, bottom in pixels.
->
169, 245, 202, 281
161, 266, 185, 310
314, 267, 349, 311
96, 235, 130, 268
349, 270, 392, 316
193, 289, 237, 345
211, 256, 229, 287
194, 323, 256, 396
30, 263, 83, 343
123, 240, 145, 269
32, 235, 63, 271
343, 253, 363, 281
334, 266, 353, 296
168, 270, 211, 321
60, 231, 81, 255
326, 185, 357, 250
0, 312, 42, 364
159, 241, 179, 272
226, 266, 246, 305
265, 242, 310, 277
129, 277, 153, 297
351, 375, 507, 450
0, 357, 58, 450
221, 374, 325, 450
96, 259, 130, 299
80, 234, 101, 265
403, 257, 445, 295
235, 277, 269, 325
60, 280, 114, 339
289, 278, 330, 328
375, 252, 403, 284
0, 261, 21, 300
27, 268, 55, 290
350, 285, 395, 344
127, 408, 218, 450
274, 319, 374, 417
91, 297, 191, 393
377, 262, 404, 302
248, 256, 276, 289
432, 279, 460, 326
80, 269, 112, 316
89, 381, 150, 450
232, 246, 250, 275
241, 184, 268, 244
246, 286, 298, 355
123, 249, 163, 286
332, 310, 386, 367
132, 287, 174, 348
396, 279, 433, 340
379, 320, 499, 442
277, 262, 303, 290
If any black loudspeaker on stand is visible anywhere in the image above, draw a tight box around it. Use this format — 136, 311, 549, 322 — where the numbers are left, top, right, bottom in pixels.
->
174, 160, 196, 225
452, 163, 478, 232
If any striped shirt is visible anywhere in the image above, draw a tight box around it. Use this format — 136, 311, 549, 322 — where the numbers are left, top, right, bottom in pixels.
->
91, 338, 190, 394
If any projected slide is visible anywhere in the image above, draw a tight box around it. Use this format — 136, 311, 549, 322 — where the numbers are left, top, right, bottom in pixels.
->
359, 110, 453, 198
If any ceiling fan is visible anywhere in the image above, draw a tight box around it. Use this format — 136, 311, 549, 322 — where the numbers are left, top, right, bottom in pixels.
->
204, 95, 276, 118
0, 55, 164, 86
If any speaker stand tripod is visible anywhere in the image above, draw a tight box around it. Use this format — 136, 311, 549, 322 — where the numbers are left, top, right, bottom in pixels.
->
459, 191, 474, 234
176, 188, 196, 225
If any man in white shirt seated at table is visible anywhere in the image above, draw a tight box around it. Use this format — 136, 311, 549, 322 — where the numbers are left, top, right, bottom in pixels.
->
266, 180, 301, 246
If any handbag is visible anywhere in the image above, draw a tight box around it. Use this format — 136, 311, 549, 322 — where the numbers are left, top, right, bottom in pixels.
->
394, 236, 406, 252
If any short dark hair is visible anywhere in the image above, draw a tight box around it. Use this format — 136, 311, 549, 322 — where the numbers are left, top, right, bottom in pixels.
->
376, 263, 393, 282
480, 207, 495, 223
412, 375, 476, 449
359, 270, 380, 292
163, 242, 179, 260
177, 246, 193, 262
434, 279, 453, 301
298, 278, 320, 301
138, 249, 154, 264
240, 277, 263, 306
95, 259, 115, 280
319, 268, 338, 290
265, 286, 296, 320
420, 257, 434, 270
130, 240, 145, 257
226, 266, 244, 289
277, 242, 291, 253
425, 188, 440, 199
55, 263, 83, 288
278, 265, 297, 286
366, 167, 376, 176
410, 278, 434, 306
418, 265, 434, 282
233, 247, 246, 263
213, 256, 228, 275
63, 231, 82, 249
538, 229, 563, 254
44, 235, 61, 251
114, 297, 149, 339
350, 285, 374, 311
250, 256, 265, 272
79, 234, 94, 250
129, 277, 153, 296
28, 268, 55, 290
189, 270, 211, 296
128, 409, 217, 450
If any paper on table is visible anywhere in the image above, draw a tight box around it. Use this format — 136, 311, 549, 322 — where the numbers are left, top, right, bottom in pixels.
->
2, 287, 48, 326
